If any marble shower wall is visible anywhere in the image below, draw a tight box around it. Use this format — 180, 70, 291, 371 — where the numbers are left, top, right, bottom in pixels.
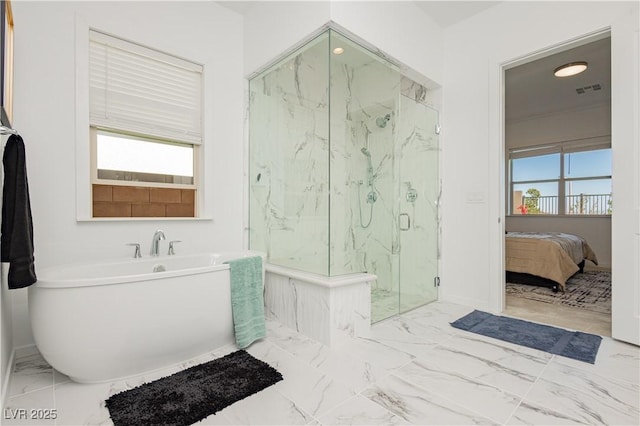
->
249, 33, 330, 275
249, 30, 439, 308
328, 31, 401, 283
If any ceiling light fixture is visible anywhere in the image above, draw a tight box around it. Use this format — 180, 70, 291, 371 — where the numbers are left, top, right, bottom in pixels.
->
554, 61, 588, 77
333, 47, 344, 55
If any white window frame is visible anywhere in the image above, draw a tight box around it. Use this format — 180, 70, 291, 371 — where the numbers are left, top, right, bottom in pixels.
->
90, 127, 198, 190
508, 137, 612, 217
75, 23, 206, 220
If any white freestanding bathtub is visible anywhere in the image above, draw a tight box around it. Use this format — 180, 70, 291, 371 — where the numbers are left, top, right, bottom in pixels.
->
29, 251, 263, 383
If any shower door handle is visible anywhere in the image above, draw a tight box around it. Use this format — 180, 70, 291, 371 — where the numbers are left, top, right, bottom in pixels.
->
399, 213, 411, 231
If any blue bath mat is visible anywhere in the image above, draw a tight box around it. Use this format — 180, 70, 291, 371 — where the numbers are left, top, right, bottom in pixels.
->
450, 310, 602, 363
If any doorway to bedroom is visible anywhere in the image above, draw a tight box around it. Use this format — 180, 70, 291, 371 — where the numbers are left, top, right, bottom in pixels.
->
502, 34, 612, 336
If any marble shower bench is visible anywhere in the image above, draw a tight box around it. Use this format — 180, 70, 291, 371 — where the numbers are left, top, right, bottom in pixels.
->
264, 264, 374, 347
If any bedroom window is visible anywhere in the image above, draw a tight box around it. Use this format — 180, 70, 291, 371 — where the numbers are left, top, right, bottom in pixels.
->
509, 142, 611, 216
88, 30, 203, 218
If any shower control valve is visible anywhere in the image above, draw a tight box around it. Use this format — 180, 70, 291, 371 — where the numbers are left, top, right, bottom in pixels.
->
367, 191, 378, 204
406, 188, 418, 203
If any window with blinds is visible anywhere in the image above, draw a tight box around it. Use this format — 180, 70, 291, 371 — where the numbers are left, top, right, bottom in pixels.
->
88, 30, 202, 218
508, 138, 612, 216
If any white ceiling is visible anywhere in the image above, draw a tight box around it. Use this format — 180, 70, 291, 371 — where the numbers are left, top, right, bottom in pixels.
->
505, 37, 611, 121
413, 1, 501, 27
217, 1, 501, 27
216, 1, 256, 15
217, 1, 610, 120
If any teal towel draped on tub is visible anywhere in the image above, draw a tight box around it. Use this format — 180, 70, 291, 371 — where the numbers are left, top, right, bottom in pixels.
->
224, 256, 266, 349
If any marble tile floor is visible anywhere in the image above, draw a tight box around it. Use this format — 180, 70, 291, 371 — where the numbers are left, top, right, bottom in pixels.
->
4, 301, 639, 425
371, 289, 431, 324
371, 288, 400, 323
505, 266, 613, 338
505, 294, 612, 337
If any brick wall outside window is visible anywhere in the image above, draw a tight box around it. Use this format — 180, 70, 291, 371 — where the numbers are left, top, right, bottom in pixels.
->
92, 185, 195, 218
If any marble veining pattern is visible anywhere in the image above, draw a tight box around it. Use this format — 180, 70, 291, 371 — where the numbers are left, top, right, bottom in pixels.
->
394, 359, 522, 424
248, 30, 441, 325
362, 374, 499, 425
9, 353, 54, 397
4, 301, 639, 425
264, 270, 371, 347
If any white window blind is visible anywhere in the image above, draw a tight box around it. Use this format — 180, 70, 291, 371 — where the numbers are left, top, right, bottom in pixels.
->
89, 30, 203, 145
509, 145, 559, 159
509, 136, 611, 159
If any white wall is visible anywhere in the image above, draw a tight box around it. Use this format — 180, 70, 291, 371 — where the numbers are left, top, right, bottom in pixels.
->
10, 1, 245, 348
506, 103, 611, 148
243, 1, 331, 75
441, 1, 639, 343
1, 154, 13, 409
329, 1, 443, 87
243, 1, 443, 85
1, 270, 10, 410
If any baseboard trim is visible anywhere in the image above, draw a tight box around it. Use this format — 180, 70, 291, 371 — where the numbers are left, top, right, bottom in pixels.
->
1, 348, 15, 412
584, 264, 612, 272
2, 343, 40, 410
440, 294, 491, 313
14, 343, 38, 359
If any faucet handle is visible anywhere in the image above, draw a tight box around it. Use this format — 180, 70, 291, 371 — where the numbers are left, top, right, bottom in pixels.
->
168, 240, 182, 256
126, 243, 142, 258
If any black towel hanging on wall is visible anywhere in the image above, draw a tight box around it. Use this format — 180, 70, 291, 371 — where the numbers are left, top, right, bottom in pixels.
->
1, 134, 37, 289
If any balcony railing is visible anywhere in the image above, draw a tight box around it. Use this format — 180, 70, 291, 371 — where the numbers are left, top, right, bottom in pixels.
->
517, 194, 612, 215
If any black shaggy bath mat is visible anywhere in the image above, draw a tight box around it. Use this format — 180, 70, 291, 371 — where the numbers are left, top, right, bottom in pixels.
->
105, 350, 283, 426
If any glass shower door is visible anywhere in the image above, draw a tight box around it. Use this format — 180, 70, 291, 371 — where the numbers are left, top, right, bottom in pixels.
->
248, 33, 330, 275
398, 96, 439, 313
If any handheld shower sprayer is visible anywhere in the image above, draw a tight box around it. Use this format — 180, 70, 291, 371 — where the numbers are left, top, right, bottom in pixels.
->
360, 146, 374, 186
358, 145, 377, 228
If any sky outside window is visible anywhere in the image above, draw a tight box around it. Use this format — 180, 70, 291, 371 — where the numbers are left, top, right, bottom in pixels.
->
564, 149, 611, 179
566, 179, 611, 195
513, 149, 610, 196
512, 153, 560, 182
97, 133, 194, 177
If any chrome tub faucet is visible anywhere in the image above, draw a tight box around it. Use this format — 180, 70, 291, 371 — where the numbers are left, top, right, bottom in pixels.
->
151, 230, 166, 256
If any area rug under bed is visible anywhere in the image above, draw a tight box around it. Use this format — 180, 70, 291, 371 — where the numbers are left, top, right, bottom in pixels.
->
451, 310, 602, 363
105, 350, 283, 426
506, 270, 611, 314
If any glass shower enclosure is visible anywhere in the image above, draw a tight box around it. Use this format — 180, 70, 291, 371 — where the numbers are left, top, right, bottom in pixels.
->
249, 29, 440, 322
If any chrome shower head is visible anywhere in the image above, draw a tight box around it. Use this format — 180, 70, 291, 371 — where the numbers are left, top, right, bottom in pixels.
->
360, 147, 371, 157
376, 114, 391, 128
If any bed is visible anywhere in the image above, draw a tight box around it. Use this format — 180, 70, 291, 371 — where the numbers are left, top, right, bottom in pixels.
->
505, 232, 598, 292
